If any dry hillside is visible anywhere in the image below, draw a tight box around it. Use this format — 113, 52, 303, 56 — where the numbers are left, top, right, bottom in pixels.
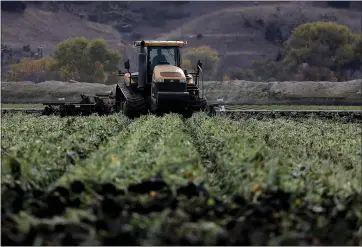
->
1, 1, 361, 80
159, 3, 362, 77
0, 6, 133, 72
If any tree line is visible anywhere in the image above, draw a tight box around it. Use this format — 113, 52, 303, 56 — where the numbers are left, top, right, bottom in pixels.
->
8, 21, 362, 83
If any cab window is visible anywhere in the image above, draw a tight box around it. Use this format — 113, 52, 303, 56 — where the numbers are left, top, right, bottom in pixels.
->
149, 47, 177, 68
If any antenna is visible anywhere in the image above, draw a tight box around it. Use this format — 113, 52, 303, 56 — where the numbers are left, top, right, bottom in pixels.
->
181, 20, 184, 41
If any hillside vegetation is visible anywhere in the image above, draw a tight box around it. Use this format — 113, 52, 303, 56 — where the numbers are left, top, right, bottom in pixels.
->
1, 1, 361, 81
2, 21, 361, 105
4, 20, 361, 86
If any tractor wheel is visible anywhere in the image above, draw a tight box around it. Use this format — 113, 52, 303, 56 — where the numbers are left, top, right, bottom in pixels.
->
42, 106, 54, 115
123, 100, 138, 119
182, 108, 193, 118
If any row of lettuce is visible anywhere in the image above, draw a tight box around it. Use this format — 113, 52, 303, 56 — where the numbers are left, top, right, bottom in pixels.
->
2, 112, 360, 200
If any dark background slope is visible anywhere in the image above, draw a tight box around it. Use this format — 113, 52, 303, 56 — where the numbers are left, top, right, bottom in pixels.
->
1, 1, 361, 79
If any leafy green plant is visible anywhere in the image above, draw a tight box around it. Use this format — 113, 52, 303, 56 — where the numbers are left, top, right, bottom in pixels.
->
1, 112, 361, 246
187, 112, 361, 200
1, 113, 130, 189
55, 114, 206, 190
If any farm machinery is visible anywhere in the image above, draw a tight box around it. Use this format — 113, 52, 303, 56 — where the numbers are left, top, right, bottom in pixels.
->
41, 40, 210, 118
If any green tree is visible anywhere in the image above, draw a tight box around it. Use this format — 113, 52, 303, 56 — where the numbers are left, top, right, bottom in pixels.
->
233, 22, 361, 82
283, 22, 360, 80
353, 34, 362, 64
182, 46, 219, 76
54, 37, 121, 83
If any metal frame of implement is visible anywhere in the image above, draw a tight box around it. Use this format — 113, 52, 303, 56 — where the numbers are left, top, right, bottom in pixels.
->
2, 91, 361, 117
39, 93, 117, 116
2, 100, 361, 116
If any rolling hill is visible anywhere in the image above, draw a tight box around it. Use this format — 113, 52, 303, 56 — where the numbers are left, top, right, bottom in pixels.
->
1, 1, 361, 80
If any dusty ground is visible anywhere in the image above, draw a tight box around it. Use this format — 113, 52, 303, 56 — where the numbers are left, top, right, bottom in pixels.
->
1, 81, 114, 103
202, 79, 362, 105
2, 80, 361, 105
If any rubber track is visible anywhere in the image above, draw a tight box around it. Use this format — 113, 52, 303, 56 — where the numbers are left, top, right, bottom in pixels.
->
118, 83, 148, 114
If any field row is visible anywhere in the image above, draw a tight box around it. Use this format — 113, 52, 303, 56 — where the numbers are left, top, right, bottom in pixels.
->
225, 104, 362, 111
2, 103, 362, 111
1, 112, 361, 245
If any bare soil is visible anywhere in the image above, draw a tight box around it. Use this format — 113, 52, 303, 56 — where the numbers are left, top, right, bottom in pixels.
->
1, 81, 114, 103
202, 79, 362, 105
2, 80, 361, 105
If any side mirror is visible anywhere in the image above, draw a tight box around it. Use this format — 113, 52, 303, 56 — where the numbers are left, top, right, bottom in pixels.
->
124, 59, 130, 70
196, 60, 202, 73
197, 60, 202, 72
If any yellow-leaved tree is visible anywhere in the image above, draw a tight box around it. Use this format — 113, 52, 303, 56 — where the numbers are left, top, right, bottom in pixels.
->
9, 57, 57, 82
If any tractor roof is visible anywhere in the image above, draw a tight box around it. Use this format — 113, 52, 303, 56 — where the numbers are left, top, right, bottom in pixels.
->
133, 40, 187, 47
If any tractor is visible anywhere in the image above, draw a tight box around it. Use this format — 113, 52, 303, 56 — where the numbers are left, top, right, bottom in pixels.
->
115, 40, 208, 118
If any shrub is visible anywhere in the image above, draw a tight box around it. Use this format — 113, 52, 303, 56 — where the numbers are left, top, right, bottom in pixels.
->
183, 46, 219, 78
226, 68, 257, 81
223, 75, 231, 81
352, 35, 362, 64
294, 66, 338, 82
181, 57, 193, 71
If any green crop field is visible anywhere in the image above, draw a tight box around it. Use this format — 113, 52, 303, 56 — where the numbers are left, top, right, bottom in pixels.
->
1, 112, 361, 245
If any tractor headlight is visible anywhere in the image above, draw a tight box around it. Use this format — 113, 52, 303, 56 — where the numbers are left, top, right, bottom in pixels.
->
154, 79, 164, 83
180, 79, 187, 83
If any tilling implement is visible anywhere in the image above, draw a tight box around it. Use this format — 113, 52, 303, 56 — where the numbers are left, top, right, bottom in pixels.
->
40, 40, 209, 118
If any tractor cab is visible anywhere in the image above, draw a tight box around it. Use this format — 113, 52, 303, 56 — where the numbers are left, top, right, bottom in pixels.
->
120, 40, 202, 94
148, 46, 181, 72
133, 40, 185, 85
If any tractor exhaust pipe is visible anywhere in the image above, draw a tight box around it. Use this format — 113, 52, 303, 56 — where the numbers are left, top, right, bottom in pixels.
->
138, 40, 147, 90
